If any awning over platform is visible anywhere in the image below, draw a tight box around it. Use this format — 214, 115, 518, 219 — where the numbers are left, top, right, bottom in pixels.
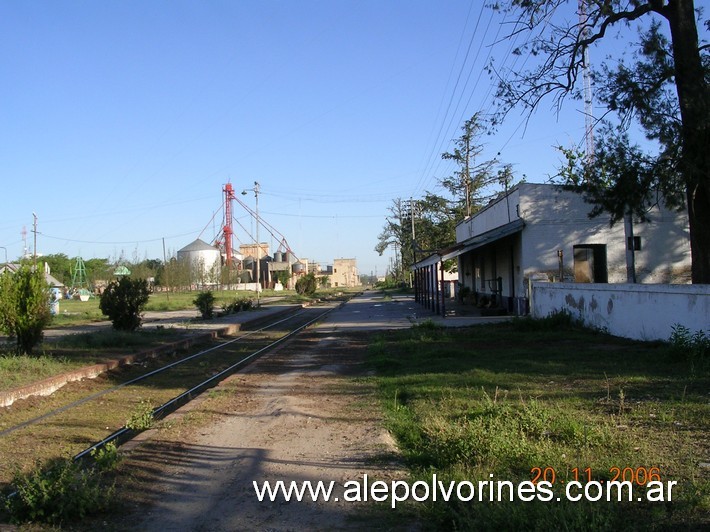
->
446, 218, 525, 259
412, 218, 525, 270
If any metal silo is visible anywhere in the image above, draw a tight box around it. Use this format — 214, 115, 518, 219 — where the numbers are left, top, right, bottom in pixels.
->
177, 239, 221, 286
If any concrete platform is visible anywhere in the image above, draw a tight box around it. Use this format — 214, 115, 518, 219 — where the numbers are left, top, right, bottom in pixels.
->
313, 290, 511, 332
0, 301, 300, 344
0, 304, 304, 408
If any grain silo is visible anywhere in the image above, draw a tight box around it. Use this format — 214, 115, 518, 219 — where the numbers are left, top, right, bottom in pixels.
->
177, 238, 221, 286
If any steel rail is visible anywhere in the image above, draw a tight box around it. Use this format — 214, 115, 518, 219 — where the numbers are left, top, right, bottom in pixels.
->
4, 301, 343, 503
74, 303, 339, 461
0, 307, 315, 438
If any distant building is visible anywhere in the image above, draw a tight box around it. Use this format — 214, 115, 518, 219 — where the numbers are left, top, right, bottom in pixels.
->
239, 243, 269, 261
0, 262, 64, 289
329, 258, 360, 288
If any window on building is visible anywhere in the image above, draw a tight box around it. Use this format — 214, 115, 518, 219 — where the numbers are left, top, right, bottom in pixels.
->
627, 236, 641, 251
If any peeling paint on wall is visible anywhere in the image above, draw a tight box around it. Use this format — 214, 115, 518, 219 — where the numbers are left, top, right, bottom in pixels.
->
532, 282, 710, 341
564, 293, 585, 311
590, 296, 598, 312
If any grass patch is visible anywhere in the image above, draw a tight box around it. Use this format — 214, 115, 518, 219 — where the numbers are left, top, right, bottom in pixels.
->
0, 328, 185, 391
367, 321, 710, 530
48, 288, 357, 326
2, 443, 120, 525
0, 353, 85, 392
54, 328, 178, 350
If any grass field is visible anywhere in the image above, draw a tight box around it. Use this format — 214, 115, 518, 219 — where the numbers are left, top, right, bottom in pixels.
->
0, 287, 359, 391
0, 329, 186, 392
366, 317, 710, 530
49, 289, 270, 327
48, 287, 349, 327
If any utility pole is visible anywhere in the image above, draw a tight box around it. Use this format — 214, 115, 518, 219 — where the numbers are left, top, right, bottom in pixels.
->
409, 198, 417, 266
579, 0, 594, 164
32, 213, 38, 267
162, 237, 170, 302
242, 181, 261, 307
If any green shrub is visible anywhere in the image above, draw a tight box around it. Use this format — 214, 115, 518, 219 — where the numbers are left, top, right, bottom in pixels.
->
221, 299, 240, 315
510, 310, 576, 332
90, 441, 120, 472
126, 399, 154, 431
99, 277, 151, 331
221, 297, 254, 315
0, 265, 52, 354
239, 297, 254, 311
295, 273, 317, 295
670, 323, 710, 373
193, 291, 216, 319
3, 457, 114, 524
457, 285, 471, 302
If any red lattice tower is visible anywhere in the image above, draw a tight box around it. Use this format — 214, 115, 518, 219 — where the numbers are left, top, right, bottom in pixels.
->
223, 183, 236, 266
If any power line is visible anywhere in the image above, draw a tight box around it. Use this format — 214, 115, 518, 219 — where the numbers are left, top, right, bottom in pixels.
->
261, 210, 382, 219
413, 2, 489, 197
39, 230, 203, 246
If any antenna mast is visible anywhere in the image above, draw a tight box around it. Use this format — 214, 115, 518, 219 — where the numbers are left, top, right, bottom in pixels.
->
579, 0, 594, 161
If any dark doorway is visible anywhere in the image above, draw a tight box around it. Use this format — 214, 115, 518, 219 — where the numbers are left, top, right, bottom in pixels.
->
573, 244, 608, 283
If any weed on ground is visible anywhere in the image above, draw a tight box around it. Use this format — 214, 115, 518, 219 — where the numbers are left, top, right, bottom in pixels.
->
0, 328, 186, 392
367, 320, 710, 530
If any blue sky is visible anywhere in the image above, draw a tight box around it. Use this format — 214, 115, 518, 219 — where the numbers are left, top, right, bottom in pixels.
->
1, 0, 601, 276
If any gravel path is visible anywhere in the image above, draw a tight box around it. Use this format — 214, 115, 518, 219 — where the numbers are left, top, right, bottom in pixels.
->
112, 328, 406, 531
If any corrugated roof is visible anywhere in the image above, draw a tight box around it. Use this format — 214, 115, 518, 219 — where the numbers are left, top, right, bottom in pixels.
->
113, 265, 131, 276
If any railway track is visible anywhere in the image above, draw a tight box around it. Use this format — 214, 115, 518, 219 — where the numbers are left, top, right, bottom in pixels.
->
0, 301, 342, 487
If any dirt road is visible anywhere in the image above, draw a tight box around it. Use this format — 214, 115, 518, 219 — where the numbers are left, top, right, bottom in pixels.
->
112, 322, 408, 531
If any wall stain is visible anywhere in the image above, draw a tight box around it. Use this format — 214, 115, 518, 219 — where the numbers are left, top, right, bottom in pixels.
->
565, 293, 585, 310
590, 296, 598, 312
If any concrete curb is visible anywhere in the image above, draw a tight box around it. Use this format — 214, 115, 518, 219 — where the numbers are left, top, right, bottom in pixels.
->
0, 305, 302, 408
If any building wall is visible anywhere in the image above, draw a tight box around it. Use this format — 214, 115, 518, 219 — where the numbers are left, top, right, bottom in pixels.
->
518, 184, 691, 285
531, 282, 710, 341
330, 258, 359, 288
239, 242, 270, 260
456, 187, 521, 243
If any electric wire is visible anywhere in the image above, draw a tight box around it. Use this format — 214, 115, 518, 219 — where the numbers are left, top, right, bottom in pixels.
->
412, 2, 489, 197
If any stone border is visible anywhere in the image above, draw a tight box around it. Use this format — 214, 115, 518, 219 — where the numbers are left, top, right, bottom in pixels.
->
0, 306, 300, 408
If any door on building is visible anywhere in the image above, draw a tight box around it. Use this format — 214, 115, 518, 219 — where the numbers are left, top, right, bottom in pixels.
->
573, 244, 608, 283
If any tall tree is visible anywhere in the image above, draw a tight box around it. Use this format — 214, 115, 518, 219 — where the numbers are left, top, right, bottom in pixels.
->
493, 0, 709, 283
375, 194, 462, 275
375, 198, 412, 279
0, 266, 52, 354
441, 114, 499, 218
376, 114, 516, 273
40, 253, 72, 284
